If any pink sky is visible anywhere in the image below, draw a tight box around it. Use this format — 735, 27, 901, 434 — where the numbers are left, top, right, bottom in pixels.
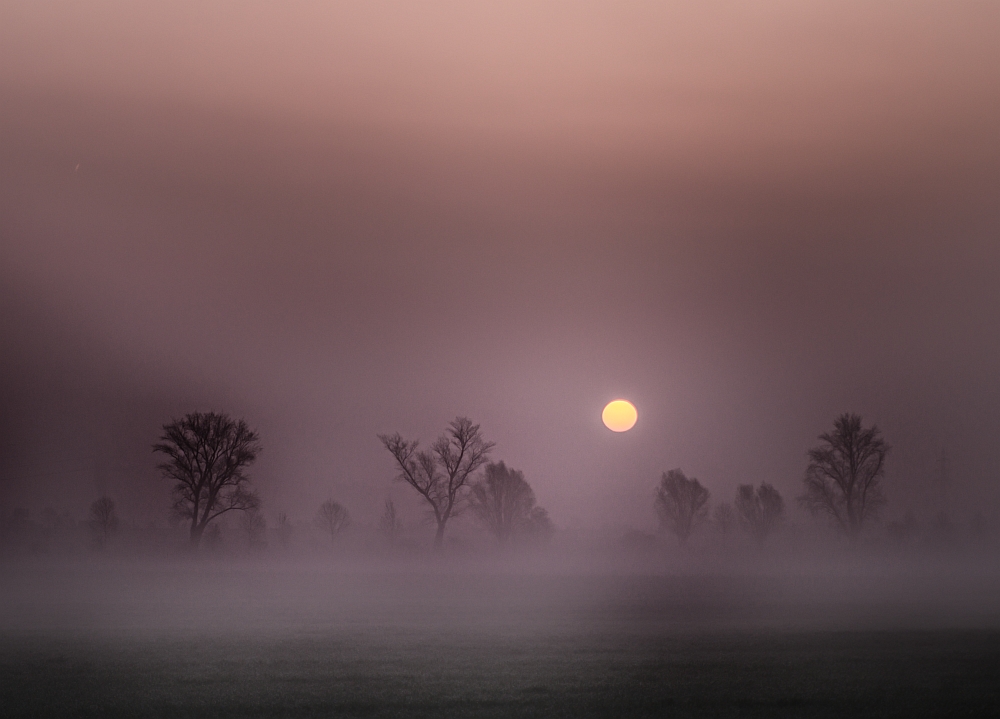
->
2, 2, 999, 532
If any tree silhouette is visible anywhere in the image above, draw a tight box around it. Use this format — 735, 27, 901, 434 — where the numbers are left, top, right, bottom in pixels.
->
153, 412, 261, 549
379, 417, 494, 549
88, 496, 119, 549
799, 413, 889, 538
275, 512, 293, 549
238, 507, 267, 551
654, 469, 709, 544
523, 506, 555, 544
469, 461, 538, 546
315, 499, 350, 543
379, 499, 403, 544
735, 483, 784, 547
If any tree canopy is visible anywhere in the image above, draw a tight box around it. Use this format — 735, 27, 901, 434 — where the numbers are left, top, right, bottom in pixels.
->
655, 469, 710, 544
379, 417, 494, 548
315, 499, 350, 543
153, 411, 261, 548
799, 413, 889, 538
470, 461, 538, 546
735, 482, 784, 547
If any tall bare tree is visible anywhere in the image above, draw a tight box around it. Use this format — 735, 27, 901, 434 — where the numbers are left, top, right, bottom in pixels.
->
470, 461, 537, 546
88, 496, 120, 549
655, 469, 710, 544
799, 413, 889, 538
315, 499, 350, 543
379, 417, 494, 549
153, 412, 261, 548
735, 483, 784, 547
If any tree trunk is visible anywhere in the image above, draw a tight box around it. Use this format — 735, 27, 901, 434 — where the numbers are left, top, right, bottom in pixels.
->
433, 521, 447, 549
190, 520, 205, 549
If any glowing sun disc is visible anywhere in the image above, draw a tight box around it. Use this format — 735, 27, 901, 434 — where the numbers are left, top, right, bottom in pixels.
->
602, 400, 637, 432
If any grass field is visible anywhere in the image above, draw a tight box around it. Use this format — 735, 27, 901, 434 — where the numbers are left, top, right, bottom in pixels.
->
3, 561, 1000, 717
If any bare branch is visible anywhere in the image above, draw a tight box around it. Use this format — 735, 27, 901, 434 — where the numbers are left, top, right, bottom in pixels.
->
735, 483, 785, 547
378, 417, 493, 548
798, 413, 889, 538
655, 469, 710, 544
153, 411, 262, 548
469, 461, 537, 546
315, 499, 350, 544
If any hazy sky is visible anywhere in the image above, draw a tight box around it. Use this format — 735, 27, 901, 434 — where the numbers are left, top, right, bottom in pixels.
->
2, 2, 999, 531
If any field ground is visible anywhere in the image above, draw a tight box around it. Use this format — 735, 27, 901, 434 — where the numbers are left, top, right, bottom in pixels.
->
2, 562, 1000, 717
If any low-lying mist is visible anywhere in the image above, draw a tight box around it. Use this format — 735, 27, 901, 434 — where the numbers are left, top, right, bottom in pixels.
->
4, 528, 1000, 717
3, 538, 1000, 641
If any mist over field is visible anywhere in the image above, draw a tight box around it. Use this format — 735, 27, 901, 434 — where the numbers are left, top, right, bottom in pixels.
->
3, 1, 1000, 715
3, 551, 1000, 717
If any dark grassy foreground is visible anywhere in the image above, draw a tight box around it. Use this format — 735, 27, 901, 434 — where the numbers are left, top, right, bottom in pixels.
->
2, 562, 1000, 717
3, 629, 1000, 718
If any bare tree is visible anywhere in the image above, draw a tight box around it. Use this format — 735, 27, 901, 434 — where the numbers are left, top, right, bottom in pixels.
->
713, 502, 735, 535
238, 507, 267, 551
379, 499, 403, 544
469, 461, 537, 546
378, 417, 494, 549
275, 512, 293, 549
735, 483, 784, 547
654, 469, 710, 544
88, 496, 119, 549
153, 412, 261, 549
799, 413, 889, 539
315, 499, 350, 543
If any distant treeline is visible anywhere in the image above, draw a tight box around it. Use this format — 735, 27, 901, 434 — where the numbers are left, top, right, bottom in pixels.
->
1, 411, 995, 558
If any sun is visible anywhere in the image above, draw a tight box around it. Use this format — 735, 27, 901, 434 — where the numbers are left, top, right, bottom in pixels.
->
602, 399, 637, 432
